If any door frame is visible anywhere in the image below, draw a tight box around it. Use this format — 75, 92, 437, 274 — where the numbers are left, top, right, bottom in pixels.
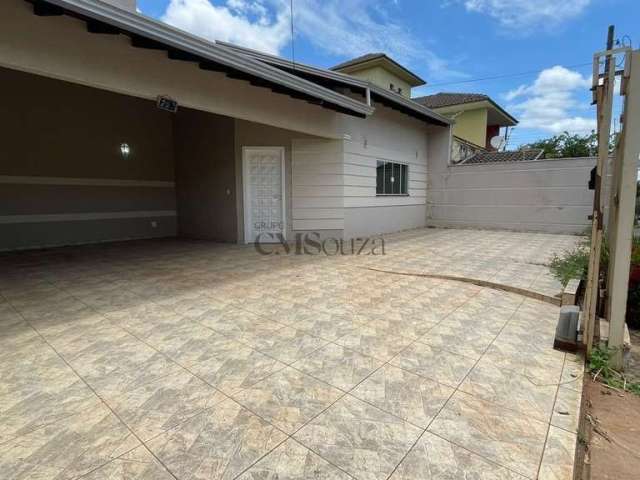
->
242, 146, 287, 244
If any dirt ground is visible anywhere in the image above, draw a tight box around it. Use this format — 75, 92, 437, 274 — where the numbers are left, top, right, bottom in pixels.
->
582, 378, 640, 480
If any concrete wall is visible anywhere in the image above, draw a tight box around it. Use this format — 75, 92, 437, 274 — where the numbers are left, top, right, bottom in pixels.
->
427, 152, 597, 234
175, 109, 237, 242
0, 67, 177, 251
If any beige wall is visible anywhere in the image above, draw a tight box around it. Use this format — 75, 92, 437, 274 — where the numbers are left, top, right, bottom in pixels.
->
448, 108, 488, 148
175, 109, 237, 242
0, 67, 177, 251
348, 67, 411, 97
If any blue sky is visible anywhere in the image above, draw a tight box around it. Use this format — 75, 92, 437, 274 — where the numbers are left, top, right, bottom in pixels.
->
137, 0, 638, 147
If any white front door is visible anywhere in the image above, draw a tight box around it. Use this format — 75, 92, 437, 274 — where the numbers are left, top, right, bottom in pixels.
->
242, 147, 286, 243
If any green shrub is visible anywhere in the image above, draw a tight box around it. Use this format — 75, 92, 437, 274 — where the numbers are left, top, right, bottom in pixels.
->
549, 247, 590, 286
588, 345, 640, 395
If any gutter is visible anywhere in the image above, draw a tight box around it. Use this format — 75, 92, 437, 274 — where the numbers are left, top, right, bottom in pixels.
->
35, 0, 374, 118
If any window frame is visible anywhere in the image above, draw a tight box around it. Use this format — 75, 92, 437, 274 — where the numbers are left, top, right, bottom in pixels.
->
376, 161, 409, 196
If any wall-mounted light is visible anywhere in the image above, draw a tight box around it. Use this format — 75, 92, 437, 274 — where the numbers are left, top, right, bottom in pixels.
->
120, 143, 130, 158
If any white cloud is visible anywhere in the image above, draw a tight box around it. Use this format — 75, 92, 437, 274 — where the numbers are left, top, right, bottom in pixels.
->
162, 0, 290, 54
161, 0, 464, 79
505, 66, 595, 134
460, 0, 591, 31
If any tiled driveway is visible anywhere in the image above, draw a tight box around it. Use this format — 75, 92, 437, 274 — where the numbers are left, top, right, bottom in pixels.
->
0, 228, 584, 480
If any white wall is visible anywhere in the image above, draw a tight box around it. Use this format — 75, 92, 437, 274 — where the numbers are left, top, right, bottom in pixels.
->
291, 139, 345, 233
427, 155, 597, 234
337, 105, 448, 238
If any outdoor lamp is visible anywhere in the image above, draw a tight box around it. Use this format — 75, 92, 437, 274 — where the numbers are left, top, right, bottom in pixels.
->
120, 143, 130, 158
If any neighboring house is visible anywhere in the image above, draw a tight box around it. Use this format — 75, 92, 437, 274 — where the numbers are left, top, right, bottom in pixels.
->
0, 0, 452, 251
330, 53, 426, 98
413, 92, 518, 162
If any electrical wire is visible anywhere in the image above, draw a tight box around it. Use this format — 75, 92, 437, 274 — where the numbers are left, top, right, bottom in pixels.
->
424, 62, 592, 88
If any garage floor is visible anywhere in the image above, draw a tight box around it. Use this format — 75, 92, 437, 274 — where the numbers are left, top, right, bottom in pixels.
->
0, 228, 583, 480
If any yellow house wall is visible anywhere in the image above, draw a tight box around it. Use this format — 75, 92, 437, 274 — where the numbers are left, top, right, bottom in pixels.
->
449, 108, 487, 147
348, 67, 411, 97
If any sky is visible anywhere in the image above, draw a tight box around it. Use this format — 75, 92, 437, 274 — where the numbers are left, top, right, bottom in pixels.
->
136, 0, 639, 148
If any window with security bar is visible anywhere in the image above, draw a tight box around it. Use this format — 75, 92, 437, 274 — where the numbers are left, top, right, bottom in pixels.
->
376, 161, 408, 195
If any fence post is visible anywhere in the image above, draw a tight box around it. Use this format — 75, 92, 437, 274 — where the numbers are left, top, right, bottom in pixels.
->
607, 50, 640, 369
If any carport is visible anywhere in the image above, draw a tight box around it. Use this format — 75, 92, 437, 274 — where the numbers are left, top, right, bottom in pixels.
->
0, 0, 371, 251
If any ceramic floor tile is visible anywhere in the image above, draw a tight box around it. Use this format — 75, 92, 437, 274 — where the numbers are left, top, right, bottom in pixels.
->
538, 426, 577, 480
188, 344, 287, 395
81, 445, 174, 480
334, 324, 414, 361
480, 344, 564, 385
419, 324, 497, 358
459, 361, 557, 423
559, 353, 584, 392
237, 438, 353, 479
145, 398, 287, 480
0, 377, 101, 444
292, 343, 384, 391
0, 403, 141, 480
551, 387, 582, 433
104, 369, 226, 441
350, 365, 454, 428
232, 367, 343, 434
294, 394, 422, 480
241, 326, 330, 364
428, 391, 548, 479
390, 431, 525, 480
389, 342, 477, 388
292, 312, 360, 342
0, 231, 583, 480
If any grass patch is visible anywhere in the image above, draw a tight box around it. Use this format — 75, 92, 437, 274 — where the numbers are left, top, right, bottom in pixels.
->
589, 345, 640, 395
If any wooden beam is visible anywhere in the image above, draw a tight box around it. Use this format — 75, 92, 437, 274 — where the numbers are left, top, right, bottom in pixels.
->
167, 49, 200, 62
198, 61, 226, 72
86, 20, 120, 35
583, 34, 617, 356
130, 35, 165, 50
607, 50, 640, 369
32, 1, 63, 16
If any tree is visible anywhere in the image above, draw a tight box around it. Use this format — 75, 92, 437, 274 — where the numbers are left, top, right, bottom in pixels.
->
520, 131, 598, 158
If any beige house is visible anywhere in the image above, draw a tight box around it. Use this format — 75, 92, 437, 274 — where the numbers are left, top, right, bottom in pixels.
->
331, 53, 426, 98
0, 0, 453, 251
413, 93, 518, 161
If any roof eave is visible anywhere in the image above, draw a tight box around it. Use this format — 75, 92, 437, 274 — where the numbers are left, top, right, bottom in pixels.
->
430, 99, 517, 126
33, 0, 374, 118
333, 56, 426, 87
216, 42, 450, 127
